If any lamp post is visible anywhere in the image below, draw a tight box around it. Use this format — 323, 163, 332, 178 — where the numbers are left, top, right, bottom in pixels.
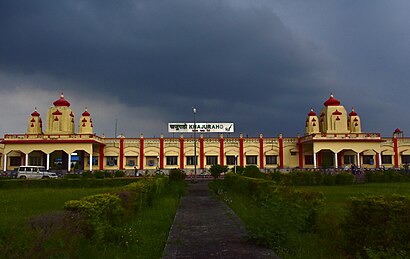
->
192, 107, 197, 181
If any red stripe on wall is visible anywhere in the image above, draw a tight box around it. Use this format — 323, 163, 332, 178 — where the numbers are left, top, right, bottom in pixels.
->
99, 145, 104, 170
259, 136, 264, 169
159, 137, 164, 169
219, 136, 224, 166
239, 136, 244, 167
139, 137, 144, 170
200, 136, 204, 169
394, 136, 399, 169
279, 135, 284, 169
119, 138, 124, 170
180, 136, 184, 169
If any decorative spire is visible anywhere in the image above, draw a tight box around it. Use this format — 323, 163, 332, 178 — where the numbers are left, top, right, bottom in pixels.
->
308, 108, 316, 116
324, 93, 341, 106
53, 93, 71, 107
82, 107, 90, 116
349, 107, 358, 116
31, 107, 40, 117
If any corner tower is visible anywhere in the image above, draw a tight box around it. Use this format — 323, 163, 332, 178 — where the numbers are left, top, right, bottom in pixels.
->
26, 108, 43, 134
45, 94, 75, 134
305, 108, 319, 135
78, 108, 93, 134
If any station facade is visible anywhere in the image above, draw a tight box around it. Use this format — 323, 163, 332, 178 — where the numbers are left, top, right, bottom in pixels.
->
0, 94, 409, 173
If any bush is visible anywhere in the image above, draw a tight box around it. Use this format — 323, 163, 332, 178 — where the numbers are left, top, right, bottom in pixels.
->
64, 173, 81, 179
216, 174, 323, 252
342, 195, 410, 257
169, 169, 186, 182
209, 164, 228, 180
93, 171, 105, 179
114, 170, 125, 177
64, 193, 124, 241
243, 165, 263, 178
81, 171, 94, 178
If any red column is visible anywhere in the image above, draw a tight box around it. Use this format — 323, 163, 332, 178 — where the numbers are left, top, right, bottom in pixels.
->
239, 134, 244, 167
375, 152, 379, 168
139, 135, 144, 170
119, 137, 124, 170
259, 134, 264, 169
394, 136, 399, 169
200, 134, 204, 169
298, 134, 303, 169
279, 134, 284, 169
159, 135, 164, 169
99, 145, 104, 170
219, 134, 224, 166
179, 134, 184, 169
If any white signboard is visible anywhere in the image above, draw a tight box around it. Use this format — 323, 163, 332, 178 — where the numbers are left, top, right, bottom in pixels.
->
168, 123, 234, 133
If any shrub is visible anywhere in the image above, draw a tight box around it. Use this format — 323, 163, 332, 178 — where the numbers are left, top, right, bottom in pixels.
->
64, 193, 124, 242
342, 195, 410, 257
81, 171, 94, 178
243, 165, 263, 178
169, 169, 186, 182
209, 164, 228, 180
114, 170, 125, 177
104, 171, 113, 178
64, 173, 81, 179
93, 171, 105, 179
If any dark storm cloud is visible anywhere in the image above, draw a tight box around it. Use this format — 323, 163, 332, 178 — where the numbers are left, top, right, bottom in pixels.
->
0, 0, 332, 136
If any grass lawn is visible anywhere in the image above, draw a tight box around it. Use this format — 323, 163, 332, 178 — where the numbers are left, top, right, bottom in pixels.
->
0, 187, 118, 258
297, 182, 410, 215
0, 181, 185, 258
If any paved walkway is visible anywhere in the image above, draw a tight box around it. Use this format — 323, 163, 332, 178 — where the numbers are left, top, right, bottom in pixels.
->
163, 181, 278, 259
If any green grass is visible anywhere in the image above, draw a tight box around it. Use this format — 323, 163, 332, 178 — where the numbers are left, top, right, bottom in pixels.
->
76, 182, 185, 258
297, 182, 410, 214
0, 187, 118, 258
217, 181, 410, 259
0, 181, 185, 258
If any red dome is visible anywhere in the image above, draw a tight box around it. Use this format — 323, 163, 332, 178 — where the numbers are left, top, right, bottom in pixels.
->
308, 108, 316, 116
53, 94, 71, 107
82, 109, 90, 116
349, 108, 358, 116
324, 94, 340, 106
395, 128, 402, 133
31, 109, 40, 117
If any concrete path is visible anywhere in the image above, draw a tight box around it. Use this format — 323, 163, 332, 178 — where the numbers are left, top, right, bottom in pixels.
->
163, 181, 278, 259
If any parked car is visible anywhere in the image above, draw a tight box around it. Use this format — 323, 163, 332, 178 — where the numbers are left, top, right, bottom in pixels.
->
17, 166, 58, 179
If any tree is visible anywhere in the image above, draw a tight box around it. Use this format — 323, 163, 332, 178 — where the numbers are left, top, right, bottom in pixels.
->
209, 164, 228, 180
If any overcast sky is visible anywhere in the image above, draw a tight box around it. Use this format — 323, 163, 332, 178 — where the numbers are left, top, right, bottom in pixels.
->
0, 0, 409, 138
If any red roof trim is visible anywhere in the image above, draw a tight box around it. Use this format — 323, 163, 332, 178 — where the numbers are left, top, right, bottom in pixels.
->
53, 94, 71, 107
332, 109, 342, 115
324, 94, 341, 106
52, 109, 62, 115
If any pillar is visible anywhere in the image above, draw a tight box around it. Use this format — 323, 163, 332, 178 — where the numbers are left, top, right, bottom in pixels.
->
199, 134, 204, 169
140, 134, 144, 170
89, 146, 93, 172
334, 152, 338, 168
68, 153, 72, 172
179, 134, 184, 169
279, 133, 284, 169
25, 153, 29, 166
239, 133, 244, 167
259, 134, 264, 169
3, 154, 7, 171
46, 153, 50, 170
313, 152, 317, 169
99, 145, 104, 170
119, 136, 124, 170
378, 152, 382, 168
357, 152, 361, 168
393, 135, 399, 169
219, 134, 224, 166
159, 134, 164, 169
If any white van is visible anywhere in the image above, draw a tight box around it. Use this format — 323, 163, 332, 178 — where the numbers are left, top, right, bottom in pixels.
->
17, 166, 58, 179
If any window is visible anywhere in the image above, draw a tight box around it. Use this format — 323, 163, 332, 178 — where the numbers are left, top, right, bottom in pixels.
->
87, 156, 99, 166
246, 155, 257, 165
226, 156, 236, 165
266, 155, 277, 165
166, 156, 178, 166
344, 155, 355, 165
305, 155, 314, 165
125, 156, 137, 166
402, 155, 410, 164
186, 156, 198, 166
146, 156, 157, 167
10, 157, 21, 167
381, 155, 392, 164
363, 155, 374, 165
106, 156, 118, 166
290, 152, 297, 156
206, 156, 218, 165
